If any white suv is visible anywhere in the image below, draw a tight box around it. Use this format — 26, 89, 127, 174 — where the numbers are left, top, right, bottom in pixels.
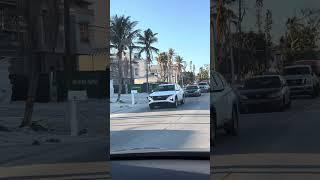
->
284, 65, 320, 97
148, 83, 185, 109
211, 71, 240, 146
198, 82, 210, 93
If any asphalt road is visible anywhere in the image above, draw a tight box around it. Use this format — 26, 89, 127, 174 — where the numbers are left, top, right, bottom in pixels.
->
110, 93, 210, 153
212, 95, 320, 180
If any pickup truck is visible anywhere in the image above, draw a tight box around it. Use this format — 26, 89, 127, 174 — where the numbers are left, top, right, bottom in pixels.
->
283, 65, 320, 97
294, 60, 320, 76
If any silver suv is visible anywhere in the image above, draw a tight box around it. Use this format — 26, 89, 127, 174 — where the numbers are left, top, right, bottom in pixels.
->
211, 71, 240, 146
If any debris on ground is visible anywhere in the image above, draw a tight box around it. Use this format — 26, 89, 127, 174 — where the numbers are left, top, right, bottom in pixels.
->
46, 138, 61, 143
0, 124, 10, 132
32, 139, 41, 145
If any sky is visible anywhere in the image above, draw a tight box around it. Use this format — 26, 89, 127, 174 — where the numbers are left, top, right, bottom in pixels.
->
110, 0, 210, 73
230, 0, 320, 44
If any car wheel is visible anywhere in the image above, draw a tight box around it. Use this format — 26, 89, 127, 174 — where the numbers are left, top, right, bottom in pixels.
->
287, 98, 291, 108
278, 98, 286, 111
312, 86, 318, 98
181, 96, 185, 104
173, 97, 178, 108
211, 106, 217, 147
225, 106, 239, 136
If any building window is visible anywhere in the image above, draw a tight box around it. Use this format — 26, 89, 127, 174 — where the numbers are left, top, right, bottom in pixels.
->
135, 68, 139, 76
79, 23, 89, 42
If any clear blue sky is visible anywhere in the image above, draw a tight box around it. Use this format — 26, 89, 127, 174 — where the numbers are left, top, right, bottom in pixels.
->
111, 0, 210, 73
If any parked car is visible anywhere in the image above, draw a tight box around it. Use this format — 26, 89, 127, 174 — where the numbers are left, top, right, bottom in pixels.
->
283, 65, 320, 97
185, 85, 201, 97
148, 83, 185, 109
238, 75, 291, 113
211, 71, 239, 146
294, 60, 320, 76
198, 82, 210, 93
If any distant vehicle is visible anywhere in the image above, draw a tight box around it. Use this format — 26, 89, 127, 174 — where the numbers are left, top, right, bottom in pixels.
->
198, 82, 210, 93
238, 75, 291, 113
283, 65, 320, 97
211, 71, 239, 146
185, 85, 201, 97
294, 60, 320, 76
148, 83, 185, 109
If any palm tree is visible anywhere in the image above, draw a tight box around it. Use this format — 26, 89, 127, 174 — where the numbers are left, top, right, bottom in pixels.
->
128, 34, 141, 84
137, 28, 159, 93
175, 55, 183, 84
157, 52, 169, 82
168, 48, 175, 82
110, 15, 139, 102
20, 0, 60, 127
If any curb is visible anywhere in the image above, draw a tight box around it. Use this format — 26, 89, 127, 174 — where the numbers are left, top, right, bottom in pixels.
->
110, 104, 148, 114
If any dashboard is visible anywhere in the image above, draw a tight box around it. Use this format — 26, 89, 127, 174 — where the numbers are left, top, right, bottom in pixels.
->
111, 160, 210, 180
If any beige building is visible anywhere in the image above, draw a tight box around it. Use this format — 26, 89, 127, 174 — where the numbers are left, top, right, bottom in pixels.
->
77, 0, 108, 71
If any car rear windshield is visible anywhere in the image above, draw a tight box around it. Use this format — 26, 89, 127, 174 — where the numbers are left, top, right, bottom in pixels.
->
284, 67, 311, 75
156, 85, 175, 91
186, 86, 198, 90
244, 77, 281, 89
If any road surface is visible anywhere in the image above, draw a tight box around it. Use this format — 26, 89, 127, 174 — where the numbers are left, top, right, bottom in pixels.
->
110, 93, 210, 153
212, 96, 320, 180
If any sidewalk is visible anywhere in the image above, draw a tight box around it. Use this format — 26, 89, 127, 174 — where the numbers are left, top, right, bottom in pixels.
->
0, 99, 108, 147
110, 93, 149, 114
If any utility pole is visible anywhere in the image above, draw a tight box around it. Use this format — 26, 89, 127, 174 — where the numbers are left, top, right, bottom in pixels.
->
237, 0, 242, 82
64, 0, 71, 93
229, 20, 235, 84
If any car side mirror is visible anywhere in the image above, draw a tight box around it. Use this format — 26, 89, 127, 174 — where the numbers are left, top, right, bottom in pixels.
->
211, 87, 224, 92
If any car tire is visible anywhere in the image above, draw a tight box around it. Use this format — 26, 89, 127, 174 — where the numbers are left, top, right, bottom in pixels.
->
173, 97, 178, 108
278, 98, 286, 112
311, 89, 317, 98
225, 106, 239, 136
211, 106, 217, 147
181, 96, 185, 104
286, 99, 291, 108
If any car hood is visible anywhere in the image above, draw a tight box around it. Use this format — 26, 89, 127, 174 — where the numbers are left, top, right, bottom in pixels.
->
150, 91, 176, 96
284, 75, 311, 80
239, 88, 280, 95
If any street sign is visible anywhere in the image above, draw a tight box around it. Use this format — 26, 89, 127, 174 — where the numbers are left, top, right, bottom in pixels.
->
68, 91, 87, 101
131, 90, 138, 94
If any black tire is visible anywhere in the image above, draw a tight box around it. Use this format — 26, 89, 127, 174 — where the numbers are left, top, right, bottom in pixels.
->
279, 98, 286, 111
173, 97, 178, 108
311, 87, 317, 98
181, 96, 185, 104
286, 99, 291, 108
211, 106, 217, 147
225, 106, 239, 136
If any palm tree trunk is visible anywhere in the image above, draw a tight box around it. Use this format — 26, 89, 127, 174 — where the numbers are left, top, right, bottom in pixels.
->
117, 52, 123, 102
129, 48, 133, 84
20, 54, 40, 127
146, 57, 149, 93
